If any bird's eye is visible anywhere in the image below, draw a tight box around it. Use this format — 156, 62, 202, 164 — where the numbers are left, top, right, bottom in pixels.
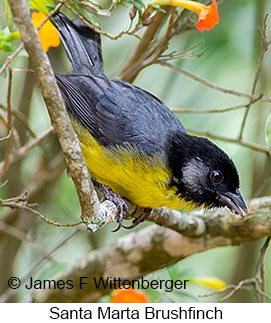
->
210, 170, 223, 184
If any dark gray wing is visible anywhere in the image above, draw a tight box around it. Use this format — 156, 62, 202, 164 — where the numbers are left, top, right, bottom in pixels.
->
56, 74, 185, 155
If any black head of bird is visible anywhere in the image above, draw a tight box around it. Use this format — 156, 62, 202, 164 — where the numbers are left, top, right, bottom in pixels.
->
168, 131, 247, 215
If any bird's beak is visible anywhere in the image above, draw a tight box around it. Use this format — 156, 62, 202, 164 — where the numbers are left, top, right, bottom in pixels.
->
216, 189, 248, 216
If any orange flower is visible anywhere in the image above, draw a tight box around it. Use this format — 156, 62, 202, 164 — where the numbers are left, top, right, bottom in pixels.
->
32, 11, 60, 52
152, 0, 219, 32
111, 289, 150, 303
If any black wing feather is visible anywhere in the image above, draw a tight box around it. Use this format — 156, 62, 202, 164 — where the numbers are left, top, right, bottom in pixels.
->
56, 73, 185, 155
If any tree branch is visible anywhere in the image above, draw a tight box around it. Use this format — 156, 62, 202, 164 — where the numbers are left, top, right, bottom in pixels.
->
29, 196, 271, 303
238, 15, 271, 140
7, 0, 118, 231
158, 61, 271, 103
0, 69, 14, 176
187, 129, 269, 155
119, 8, 169, 82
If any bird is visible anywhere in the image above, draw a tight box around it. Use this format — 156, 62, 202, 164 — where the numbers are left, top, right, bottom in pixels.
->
52, 13, 247, 230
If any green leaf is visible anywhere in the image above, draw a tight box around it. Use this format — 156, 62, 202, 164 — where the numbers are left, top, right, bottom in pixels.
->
167, 264, 192, 281
132, 0, 146, 10
46, 4, 57, 11
2, 0, 15, 31
167, 264, 180, 281
30, 0, 54, 14
0, 42, 13, 52
5, 30, 20, 42
265, 112, 271, 154
67, 3, 102, 29
0, 27, 20, 53
152, 4, 166, 13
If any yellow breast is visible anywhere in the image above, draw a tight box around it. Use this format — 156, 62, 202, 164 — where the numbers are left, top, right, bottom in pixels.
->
72, 118, 194, 210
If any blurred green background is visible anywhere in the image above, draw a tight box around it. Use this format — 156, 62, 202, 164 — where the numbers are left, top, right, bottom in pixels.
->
0, 0, 270, 302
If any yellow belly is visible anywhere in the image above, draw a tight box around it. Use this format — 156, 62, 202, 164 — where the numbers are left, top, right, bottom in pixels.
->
72, 118, 194, 210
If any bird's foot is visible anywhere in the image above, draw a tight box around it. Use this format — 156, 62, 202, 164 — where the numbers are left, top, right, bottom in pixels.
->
122, 208, 152, 230
93, 180, 129, 231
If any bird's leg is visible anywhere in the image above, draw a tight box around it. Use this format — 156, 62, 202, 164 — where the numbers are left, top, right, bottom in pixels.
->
92, 180, 129, 231
122, 208, 152, 230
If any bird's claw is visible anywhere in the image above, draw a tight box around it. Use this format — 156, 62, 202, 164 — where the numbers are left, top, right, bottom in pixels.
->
110, 197, 129, 232
93, 181, 129, 231
122, 208, 152, 230
93, 180, 151, 231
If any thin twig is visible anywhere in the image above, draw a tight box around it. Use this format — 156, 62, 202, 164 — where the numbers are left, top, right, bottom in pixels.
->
0, 153, 65, 225
199, 237, 271, 302
0, 128, 54, 175
171, 103, 248, 114
0, 112, 8, 130
237, 94, 263, 140
159, 61, 271, 103
0, 43, 24, 77
199, 277, 271, 302
119, 7, 194, 83
63, 1, 141, 40
108, 0, 122, 12
119, 8, 169, 82
159, 41, 208, 62
0, 180, 8, 189
238, 15, 271, 139
220, 278, 260, 302
35, 209, 83, 228
0, 69, 14, 176
187, 129, 269, 154
255, 237, 270, 276
254, 237, 270, 302
0, 103, 37, 139
12, 129, 54, 162
220, 236, 271, 302
0, 131, 12, 143
71, 0, 109, 16
0, 192, 83, 228
72, 0, 100, 13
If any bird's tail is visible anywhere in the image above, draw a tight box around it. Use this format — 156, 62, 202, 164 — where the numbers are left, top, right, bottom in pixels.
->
52, 13, 103, 75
